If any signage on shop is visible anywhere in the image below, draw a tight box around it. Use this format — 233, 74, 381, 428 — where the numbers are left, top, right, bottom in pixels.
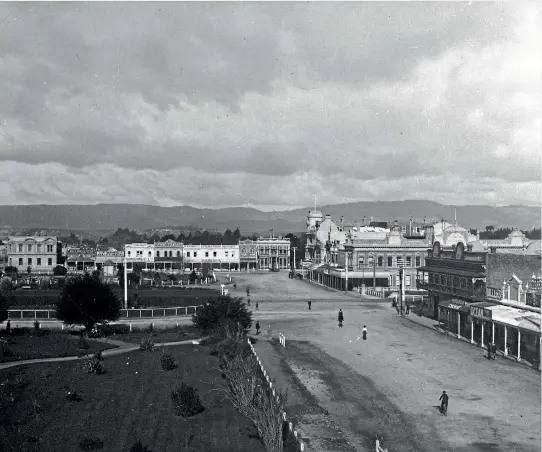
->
470, 305, 492, 321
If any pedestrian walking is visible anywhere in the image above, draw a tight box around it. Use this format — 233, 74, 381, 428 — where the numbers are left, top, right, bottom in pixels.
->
362, 325, 367, 340
406, 304, 410, 315
308, 299, 312, 310
256, 321, 260, 335
247, 297, 251, 306
5, 320, 11, 335
338, 309, 344, 328
439, 390, 449, 414
246, 286, 250, 297
255, 301, 259, 310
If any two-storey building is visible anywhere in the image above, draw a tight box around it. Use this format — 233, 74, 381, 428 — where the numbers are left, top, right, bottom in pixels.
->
239, 240, 259, 271
65, 245, 97, 272
6, 235, 59, 273
256, 237, 291, 270
184, 244, 240, 271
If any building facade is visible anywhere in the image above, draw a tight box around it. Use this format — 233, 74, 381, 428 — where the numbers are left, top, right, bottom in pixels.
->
256, 237, 291, 270
65, 245, 97, 272
184, 244, 240, 271
6, 235, 59, 273
239, 240, 259, 271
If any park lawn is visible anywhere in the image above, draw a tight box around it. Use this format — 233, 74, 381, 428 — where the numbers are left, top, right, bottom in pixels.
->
0, 330, 117, 363
120, 324, 201, 344
0, 345, 266, 452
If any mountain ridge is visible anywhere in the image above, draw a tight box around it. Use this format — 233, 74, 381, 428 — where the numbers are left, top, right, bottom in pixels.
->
0, 202, 539, 234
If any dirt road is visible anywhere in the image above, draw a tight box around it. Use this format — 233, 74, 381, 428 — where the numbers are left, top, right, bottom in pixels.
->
234, 271, 541, 452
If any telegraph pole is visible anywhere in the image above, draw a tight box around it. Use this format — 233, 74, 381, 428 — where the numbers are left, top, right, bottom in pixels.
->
124, 256, 128, 310
292, 247, 297, 270
399, 266, 405, 317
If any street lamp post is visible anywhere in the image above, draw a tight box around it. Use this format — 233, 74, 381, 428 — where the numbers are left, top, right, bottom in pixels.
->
292, 247, 297, 270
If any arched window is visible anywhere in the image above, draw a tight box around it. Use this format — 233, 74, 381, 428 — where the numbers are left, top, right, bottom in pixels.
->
148, 251, 152, 257
177, 251, 181, 257
127, 251, 131, 256
415, 255, 421, 267
156, 251, 160, 257
169, 251, 173, 257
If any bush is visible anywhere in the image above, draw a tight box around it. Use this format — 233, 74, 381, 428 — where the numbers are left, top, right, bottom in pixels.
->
171, 382, 204, 417
1, 342, 15, 357
192, 296, 252, 339
212, 338, 251, 360
78, 336, 90, 350
139, 335, 155, 351
0, 290, 9, 324
160, 350, 176, 371
93, 350, 104, 360
84, 358, 105, 375
130, 441, 152, 452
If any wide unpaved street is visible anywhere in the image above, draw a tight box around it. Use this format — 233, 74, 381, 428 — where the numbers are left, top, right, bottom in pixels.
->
230, 272, 541, 452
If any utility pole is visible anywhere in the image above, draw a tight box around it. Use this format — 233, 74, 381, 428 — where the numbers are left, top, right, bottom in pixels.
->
124, 256, 128, 310
292, 247, 297, 270
399, 266, 405, 317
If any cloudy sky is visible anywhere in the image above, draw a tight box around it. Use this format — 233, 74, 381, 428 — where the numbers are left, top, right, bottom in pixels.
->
0, 2, 540, 210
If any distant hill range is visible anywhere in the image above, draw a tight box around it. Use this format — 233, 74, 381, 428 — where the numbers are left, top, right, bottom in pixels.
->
0, 201, 540, 236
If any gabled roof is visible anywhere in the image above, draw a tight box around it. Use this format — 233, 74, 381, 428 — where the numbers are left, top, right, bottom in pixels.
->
487, 254, 542, 288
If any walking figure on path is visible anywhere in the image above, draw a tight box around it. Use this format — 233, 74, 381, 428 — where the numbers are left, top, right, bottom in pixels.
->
246, 286, 250, 297
308, 300, 312, 310
362, 325, 367, 340
439, 391, 449, 415
255, 301, 259, 310
247, 297, 251, 306
338, 309, 344, 328
256, 321, 260, 335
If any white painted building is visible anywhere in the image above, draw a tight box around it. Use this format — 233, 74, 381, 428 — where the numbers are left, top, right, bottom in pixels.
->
184, 244, 240, 271
7, 235, 59, 273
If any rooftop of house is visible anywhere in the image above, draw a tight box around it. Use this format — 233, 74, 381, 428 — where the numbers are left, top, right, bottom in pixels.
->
487, 253, 542, 289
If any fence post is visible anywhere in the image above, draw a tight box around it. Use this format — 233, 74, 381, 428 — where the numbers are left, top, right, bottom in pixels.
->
175, 308, 178, 316
163, 308, 166, 317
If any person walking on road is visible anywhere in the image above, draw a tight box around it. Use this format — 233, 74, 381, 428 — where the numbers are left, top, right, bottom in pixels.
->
246, 286, 250, 297
255, 301, 259, 310
308, 299, 312, 310
338, 309, 344, 328
362, 325, 367, 340
256, 321, 260, 335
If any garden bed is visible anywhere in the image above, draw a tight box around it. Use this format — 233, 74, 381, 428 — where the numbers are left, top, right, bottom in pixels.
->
0, 329, 117, 363
106, 324, 201, 345
0, 344, 267, 452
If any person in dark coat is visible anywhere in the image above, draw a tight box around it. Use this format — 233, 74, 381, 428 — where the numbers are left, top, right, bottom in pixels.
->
338, 309, 344, 327
256, 321, 260, 335
308, 300, 312, 310
362, 325, 367, 340
439, 391, 449, 413
5, 320, 11, 335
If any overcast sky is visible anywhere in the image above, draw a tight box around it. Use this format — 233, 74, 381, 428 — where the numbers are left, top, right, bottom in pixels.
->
0, 2, 540, 210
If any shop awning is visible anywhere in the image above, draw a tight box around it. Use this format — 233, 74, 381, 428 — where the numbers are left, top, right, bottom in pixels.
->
343, 271, 391, 279
438, 300, 471, 313
487, 305, 541, 333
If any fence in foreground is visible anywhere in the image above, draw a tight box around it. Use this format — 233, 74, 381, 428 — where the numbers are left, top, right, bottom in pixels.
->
7, 305, 204, 320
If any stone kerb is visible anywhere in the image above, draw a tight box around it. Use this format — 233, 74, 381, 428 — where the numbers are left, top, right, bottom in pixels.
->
248, 338, 306, 452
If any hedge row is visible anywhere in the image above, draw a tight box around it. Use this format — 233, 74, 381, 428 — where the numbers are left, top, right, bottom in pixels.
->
5, 288, 220, 308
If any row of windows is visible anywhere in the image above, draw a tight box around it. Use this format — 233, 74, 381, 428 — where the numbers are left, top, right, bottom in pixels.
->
389, 274, 413, 287
355, 255, 422, 268
9, 244, 55, 253
11, 257, 54, 266
126, 250, 237, 259
187, 251, 236, 258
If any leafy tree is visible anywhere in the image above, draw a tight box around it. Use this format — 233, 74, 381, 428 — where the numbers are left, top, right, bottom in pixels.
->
233, 227, 242, 241
56, 273, 121, 332
5, 266, 18, 279
0, 290, 9, 323
192, 296, 252, 338
485, 225, 495, 232
176, 232, 186, 242
26, 266, 32, 276
162, 234, 176, 241
53, 265, 67, 276
128, 272, 140, 286
201, 263, 212, 280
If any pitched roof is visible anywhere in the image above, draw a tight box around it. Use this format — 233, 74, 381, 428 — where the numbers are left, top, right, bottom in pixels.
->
487, 254, 542, 288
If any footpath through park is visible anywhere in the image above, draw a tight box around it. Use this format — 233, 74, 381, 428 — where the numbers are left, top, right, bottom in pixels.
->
0, 337, 204, 371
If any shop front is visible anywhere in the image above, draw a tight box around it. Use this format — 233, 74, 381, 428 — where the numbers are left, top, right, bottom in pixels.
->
438, 299, 471, 338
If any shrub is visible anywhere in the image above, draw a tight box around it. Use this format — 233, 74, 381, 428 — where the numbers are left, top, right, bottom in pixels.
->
192, 296, 252, 339
147, 323, 154, 333
1, 342, 15, 357
171, 382, 204, 417
56, 273, 121, 332
130, 441, 152, 452
139, 335, 155, 351
78, 336, 90, 350
84, 358, 105, 375
0, 291, 9, 324
93, 350, 104, 360
160, 350, 176, 371
212, 338, 251, 360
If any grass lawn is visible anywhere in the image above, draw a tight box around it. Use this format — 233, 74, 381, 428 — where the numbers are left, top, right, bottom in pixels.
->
0, 344, 268, 452
0, 329, 117, 363
119, 324, 201, 345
